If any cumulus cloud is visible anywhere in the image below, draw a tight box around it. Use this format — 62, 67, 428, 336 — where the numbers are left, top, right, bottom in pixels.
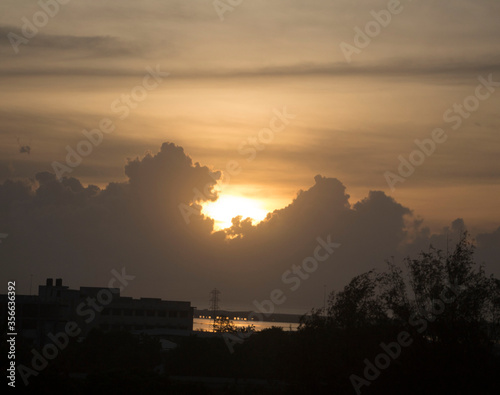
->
0, 142, 498, 312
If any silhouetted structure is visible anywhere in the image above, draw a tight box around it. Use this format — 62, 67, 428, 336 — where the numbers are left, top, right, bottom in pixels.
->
209, 288, 220, 331
0, 278, 194, 347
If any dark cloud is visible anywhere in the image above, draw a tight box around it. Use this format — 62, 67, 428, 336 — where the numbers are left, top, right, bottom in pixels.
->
2, 57, 500, 79
0, 160, 52, 182
476, 226, 500, 268
0, 142, 498, 312
0, 25, 143, 58
18, 145, 30, 154
17, 137, 30, 154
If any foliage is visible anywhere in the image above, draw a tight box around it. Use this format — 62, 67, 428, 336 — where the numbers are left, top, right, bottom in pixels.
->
327, 270, 388, 329
310, 232, 500, 344
213, 316, 238, 333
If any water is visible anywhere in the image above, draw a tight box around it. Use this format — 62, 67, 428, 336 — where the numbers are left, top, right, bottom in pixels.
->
193, 318, 300, 332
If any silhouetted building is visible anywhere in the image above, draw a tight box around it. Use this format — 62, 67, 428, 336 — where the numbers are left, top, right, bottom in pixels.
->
0, 278, 194, 347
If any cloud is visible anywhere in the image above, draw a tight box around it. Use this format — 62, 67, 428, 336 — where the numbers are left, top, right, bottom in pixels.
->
0, 0, 498, 313
2, 56, 500, 80
18, 145, 30, 154
1, 142, 497, 312
476, 226, 500, 268
17, 137, 30, 154
0, 25, 143, 58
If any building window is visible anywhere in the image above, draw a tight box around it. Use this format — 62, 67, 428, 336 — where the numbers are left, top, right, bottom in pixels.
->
123, 309, 132, 316
146, 310, 155, 317
135, 310, 144, 316
158, 311, 166, 317
112, 308, 121, 316
169, 311, 178, 318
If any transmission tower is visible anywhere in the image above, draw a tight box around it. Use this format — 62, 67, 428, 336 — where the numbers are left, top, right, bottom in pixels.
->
209, 288, 221, 332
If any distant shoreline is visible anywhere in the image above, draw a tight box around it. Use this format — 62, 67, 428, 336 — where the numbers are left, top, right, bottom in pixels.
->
194, 308, 304, 324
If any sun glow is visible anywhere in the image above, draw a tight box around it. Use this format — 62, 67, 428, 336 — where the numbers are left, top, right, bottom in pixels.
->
202, 195, 268, 230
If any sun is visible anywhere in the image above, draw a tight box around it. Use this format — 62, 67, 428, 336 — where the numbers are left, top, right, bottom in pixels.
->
202, 195, 268, 230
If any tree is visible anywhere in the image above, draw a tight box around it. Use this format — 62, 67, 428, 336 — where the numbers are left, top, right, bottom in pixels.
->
327, 270, 388, 329
214, 316, 237, 333
320, 232, 499, 344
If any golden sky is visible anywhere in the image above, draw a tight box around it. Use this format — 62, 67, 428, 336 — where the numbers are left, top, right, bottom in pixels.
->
1, 0, 500, 235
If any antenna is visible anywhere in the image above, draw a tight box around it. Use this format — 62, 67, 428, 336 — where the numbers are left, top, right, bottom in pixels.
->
29, 274, 33, 296
209, 288, 220, 332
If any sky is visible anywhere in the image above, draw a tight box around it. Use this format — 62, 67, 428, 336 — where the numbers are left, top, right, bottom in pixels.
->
0, 0, 499, 312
